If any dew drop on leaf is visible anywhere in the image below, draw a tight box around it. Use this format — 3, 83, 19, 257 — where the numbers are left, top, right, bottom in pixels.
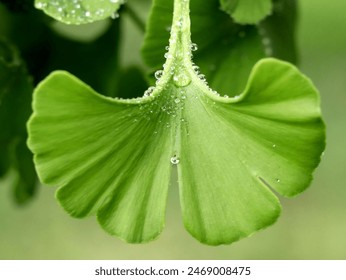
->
111, 12, 119, 19
170, 155, 180, 165
155, 70, 164, 80
198, 74, 206, 82
143, 86, 155, 97
190, 43, 198, 51
173, 72, 191, 87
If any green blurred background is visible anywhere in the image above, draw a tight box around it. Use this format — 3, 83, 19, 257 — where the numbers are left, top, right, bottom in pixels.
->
0, 0, 345, 259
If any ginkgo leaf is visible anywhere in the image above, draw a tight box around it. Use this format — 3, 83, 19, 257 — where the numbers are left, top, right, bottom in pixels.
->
34, 0, 125, 24
28, 0, 325, 244
220, 0, 273, 24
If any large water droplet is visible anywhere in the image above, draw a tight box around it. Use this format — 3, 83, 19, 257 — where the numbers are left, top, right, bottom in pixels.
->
170, 155, 180, 165
173, 72, 191, 87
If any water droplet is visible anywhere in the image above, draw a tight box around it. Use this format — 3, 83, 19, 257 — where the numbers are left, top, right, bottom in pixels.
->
174, 98, 180, 104
190, 43, 198, 51
164, 53, 173, 59
111, 12, 119, 19
276, 179, 280, 183
144, 86, 155, 97
170, 155, 180, 165
272, 144, 276, 148
155, 70, 164, 80
192, 65, 200, 73
85, 11, 91, 17
35, 1, 45, 9
173, 72, 191, 87
176, 18, 183, 27
198, 74, 206, 82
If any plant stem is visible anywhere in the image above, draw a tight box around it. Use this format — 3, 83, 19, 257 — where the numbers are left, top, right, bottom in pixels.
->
124, 5, 146, 33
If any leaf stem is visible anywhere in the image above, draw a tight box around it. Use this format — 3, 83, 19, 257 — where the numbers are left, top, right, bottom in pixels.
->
123, 5, 146, 33
160, 0, 192, 81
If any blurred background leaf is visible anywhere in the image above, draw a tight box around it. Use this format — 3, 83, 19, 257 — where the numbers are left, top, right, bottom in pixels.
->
0, 38, 37, 205
219, 0, 272, 24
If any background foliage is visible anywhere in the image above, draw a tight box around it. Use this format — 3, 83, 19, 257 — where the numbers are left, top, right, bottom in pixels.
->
0, 0, 345, 258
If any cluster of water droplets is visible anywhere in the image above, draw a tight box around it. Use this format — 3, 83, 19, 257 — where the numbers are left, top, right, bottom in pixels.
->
35, 0, 125, 24
190, 60, 241, 101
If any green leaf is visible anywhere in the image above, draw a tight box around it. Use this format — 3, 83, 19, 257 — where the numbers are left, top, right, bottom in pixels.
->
0, 38, 37, 203
29, 71, 173, 242
34, 0, 125, 24
28, 0, 325, 244
220, 0, 273, 24
179, 59, 325, 244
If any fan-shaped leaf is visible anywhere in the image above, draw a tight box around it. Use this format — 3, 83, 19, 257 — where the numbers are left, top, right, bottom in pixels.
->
28, 0, 325, 244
